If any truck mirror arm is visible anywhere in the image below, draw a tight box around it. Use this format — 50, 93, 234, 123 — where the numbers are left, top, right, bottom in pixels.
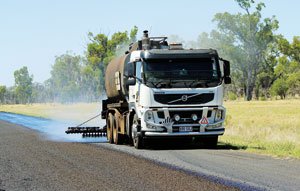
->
124, 75, 143, 86
132, 75, 143, 83
124, 74, 142, 82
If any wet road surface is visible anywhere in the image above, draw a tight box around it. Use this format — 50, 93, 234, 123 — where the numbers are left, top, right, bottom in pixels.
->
1, 112, 299, 191
0, 120, 236, 191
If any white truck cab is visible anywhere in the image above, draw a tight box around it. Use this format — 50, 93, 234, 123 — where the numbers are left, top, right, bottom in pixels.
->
101, 30, 231, 149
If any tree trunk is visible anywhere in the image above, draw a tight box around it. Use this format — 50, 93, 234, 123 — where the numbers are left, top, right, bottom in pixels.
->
245, 70, 254, 101
254, 86, 259, 100
245, 85, 253, 101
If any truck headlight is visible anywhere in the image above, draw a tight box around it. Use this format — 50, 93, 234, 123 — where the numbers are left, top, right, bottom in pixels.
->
173, 114, 180, 122
214, 110, 223, 122
145, 110, 154, 122
191, 114, 198, 121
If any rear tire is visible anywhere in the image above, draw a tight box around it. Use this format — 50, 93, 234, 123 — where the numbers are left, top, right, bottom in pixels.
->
107, 113, 114, 144
113, 114, 123, 145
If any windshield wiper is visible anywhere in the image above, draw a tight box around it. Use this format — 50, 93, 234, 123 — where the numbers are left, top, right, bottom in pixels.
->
152, 79, 190, 88
166, 79, 190, 88
145, 80, 156, 88
188, 80, 210, 88
145, 80, 167, 88
189, 79, 221, 88
146, 79, 179, 88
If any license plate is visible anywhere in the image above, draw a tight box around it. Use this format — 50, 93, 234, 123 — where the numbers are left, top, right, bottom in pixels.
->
179, 126, 193, 132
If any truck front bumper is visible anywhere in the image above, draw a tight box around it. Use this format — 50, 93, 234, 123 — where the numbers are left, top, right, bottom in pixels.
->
144, 128, 224, 137
141, 106, 226, 137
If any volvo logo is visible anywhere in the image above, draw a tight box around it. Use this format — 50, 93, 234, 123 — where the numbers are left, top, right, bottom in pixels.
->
181, 95, 188, 102
168, 93, 202, 104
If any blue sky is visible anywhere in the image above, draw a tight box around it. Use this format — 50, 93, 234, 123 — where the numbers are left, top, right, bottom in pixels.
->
0, 0, 299, 86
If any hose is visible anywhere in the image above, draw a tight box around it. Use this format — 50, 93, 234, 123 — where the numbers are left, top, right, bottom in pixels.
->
75, 113, 101, 127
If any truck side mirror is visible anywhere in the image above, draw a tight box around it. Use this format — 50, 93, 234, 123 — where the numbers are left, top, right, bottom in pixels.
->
222, 60, 231, 84
125, 62, 135, 78
224, 76, 231, 84
126, 78, 136, 86
125, 62, 136, 86
223, 60, 230, 77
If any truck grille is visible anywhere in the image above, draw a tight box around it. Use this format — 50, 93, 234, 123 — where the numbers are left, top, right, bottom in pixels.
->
154, 93, 214, 105
157, 110, 212, 125
170, 110, 211, 124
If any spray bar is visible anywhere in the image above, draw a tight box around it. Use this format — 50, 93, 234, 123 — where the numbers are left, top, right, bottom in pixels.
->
65, 114, 107, 137
65, 126, 107, 137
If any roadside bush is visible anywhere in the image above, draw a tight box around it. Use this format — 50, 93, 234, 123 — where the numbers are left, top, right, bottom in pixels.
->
227, 91, 238, 101
259, 96, 267, 101
271, 78, 288, 99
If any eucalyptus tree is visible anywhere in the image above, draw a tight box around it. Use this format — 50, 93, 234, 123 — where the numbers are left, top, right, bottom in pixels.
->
272, 36, 300, 97
0, 85, 6, 103
14, 66, 33, 104
212, 0, 279, 100
86, 27, 138, 94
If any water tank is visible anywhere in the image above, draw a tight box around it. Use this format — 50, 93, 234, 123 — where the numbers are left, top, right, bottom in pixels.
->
105, 54, 130, 101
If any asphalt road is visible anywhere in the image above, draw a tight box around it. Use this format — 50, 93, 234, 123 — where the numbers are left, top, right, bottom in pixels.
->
0, 120, 236, 191
97, 139, 300, 191
1, 119, 300, 191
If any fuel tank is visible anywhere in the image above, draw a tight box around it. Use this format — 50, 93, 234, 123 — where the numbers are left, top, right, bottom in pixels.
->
104, 53, 130, 101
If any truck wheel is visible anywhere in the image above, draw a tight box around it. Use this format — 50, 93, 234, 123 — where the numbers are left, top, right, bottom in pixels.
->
131, 114, 144, 149
126, 113, 133, 145
107, 113, 114, 144
133, 132, 143, 149
113, 114, 123, 145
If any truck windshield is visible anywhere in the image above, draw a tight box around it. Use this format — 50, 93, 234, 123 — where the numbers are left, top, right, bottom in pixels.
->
143, 58, 221, 88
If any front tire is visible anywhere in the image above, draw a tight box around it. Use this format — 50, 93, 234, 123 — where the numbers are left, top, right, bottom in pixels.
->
131, 114, 144, 149
133, 133, 143, 149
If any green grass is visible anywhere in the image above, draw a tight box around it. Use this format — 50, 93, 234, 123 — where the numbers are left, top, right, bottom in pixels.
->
1, 100, 300, 158
221, 100, 300, 159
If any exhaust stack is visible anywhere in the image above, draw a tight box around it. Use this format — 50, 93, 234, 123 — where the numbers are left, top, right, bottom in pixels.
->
142, 30, 150, 50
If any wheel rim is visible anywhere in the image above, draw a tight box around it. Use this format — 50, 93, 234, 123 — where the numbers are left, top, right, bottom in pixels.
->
107, 113, 114, 143
113, 116, 118, 144
131, 124, 137, 145
131, 114, 140, 147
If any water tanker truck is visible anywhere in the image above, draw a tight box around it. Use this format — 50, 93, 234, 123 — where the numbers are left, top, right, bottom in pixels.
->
67, 30, 231, 149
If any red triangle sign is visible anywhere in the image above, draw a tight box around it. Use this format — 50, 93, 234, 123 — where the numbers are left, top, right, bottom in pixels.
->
200, 117, 209, 124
